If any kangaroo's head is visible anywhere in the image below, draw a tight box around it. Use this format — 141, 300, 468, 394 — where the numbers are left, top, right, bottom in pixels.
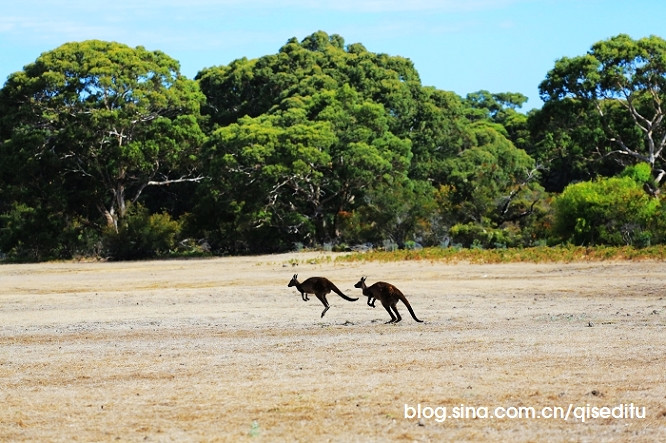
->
288, 274, 299, 287
354, 276, 367, 289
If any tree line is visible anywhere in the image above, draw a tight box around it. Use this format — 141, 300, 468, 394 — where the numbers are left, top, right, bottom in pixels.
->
1, 31, 665, 261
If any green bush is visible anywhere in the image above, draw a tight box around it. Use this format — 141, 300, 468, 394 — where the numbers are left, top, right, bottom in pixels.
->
620, 162, 653, 184
103, 204, 181, 260
552, 172, 660, 246
449, 221, 518, 249
0, 203, 62, 262
0, 203, 101, 262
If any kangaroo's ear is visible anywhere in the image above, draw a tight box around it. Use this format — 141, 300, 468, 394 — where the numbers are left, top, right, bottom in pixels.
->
293, 274, 298, 279
361, 276, 366, 282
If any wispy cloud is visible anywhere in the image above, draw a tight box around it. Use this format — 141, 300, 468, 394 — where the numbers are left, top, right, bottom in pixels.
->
0, 0, 532, 76
4, 0, 531, 19
2, 0, 501, 47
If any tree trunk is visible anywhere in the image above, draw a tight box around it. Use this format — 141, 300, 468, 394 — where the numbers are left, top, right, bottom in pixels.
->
103, 209, 118, 233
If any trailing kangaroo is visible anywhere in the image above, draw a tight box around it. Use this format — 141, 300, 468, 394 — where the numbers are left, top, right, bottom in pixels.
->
354, 276, 423, 324
288, 274, 358, 318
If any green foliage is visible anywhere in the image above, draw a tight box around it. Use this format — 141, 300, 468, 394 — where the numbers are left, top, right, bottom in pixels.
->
195, 32, 421, 252
0, 40, 205, 233
336, 179, 439, 246
553, 173, 660, 246
527, 98, 622, 192
440, 124, 543, 225
449, 222, 515, 249
102, 204, 181, 260
464, 90, 530, 150
538, 34, 666, 189
5, 32, 666, 261
0, 202, 101, 262
620, 162, 653, 184
0, 203, 63, 262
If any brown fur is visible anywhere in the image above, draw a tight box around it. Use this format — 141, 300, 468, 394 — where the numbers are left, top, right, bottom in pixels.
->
288, 274, 358, 318
354, 277, 423, 323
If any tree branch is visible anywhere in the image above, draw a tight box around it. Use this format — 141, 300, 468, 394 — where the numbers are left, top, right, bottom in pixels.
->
146, 175, 204, 186
131, 174, 205, 204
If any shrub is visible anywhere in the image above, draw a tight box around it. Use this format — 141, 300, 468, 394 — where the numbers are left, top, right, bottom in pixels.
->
0, 203, 101, 262
449, 221, 524, 249
103, 204, 181, 260
552, 173, 660, 246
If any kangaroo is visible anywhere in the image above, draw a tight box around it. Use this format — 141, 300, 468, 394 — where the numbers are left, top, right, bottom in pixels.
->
354, 276, 423, 324
288, 274, 358, 318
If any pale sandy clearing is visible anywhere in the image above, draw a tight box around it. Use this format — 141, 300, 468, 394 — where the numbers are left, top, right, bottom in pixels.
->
1, 253, 665, 442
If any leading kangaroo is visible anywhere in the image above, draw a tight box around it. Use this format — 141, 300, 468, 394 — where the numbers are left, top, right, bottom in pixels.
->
288, 274, 358, 318
354, 276, 423, 324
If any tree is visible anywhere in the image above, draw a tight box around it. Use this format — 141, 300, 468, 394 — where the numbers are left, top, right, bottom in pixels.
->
539, 34, 666, 193
195, 32, 420, 251
407, 87, 471, 184
526, 97, 623, 192
194, 31, 550, 251
445, 125, 540, 222
0, 40, 206, 234
441, 123, 546, 247
196, 82, 413, 252
198, 107, 339, 252
464, 90, 531, 152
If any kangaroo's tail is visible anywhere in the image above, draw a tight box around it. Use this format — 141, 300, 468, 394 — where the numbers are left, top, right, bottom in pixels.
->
333, 285, 358, 302
399, 295, 424, 322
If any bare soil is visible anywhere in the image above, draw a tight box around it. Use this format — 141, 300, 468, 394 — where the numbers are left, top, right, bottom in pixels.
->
1, 253, 665, 442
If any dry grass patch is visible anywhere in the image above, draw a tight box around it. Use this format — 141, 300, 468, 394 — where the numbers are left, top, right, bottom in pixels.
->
1, 254, 665, 441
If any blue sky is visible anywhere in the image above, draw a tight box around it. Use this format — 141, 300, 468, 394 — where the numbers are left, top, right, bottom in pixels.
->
1, 0, 665, 110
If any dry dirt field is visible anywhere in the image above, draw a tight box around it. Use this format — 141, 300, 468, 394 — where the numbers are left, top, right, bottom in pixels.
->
1, 253, 665, 442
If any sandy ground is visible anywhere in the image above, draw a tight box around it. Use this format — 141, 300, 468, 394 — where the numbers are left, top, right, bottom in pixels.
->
0, 253, 665, 442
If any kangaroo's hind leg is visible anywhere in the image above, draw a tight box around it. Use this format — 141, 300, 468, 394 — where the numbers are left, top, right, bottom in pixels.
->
391, 304, 403, 323
381, 300, 397, 324
316, 293, 330, 318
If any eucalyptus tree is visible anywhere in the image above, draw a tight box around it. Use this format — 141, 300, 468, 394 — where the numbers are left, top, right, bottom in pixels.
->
197, 83, 413, 252
0, 40, 206, 235
195, 31, 548, 250
526, 97, 627, 192
443, 124, 543, 222
195, 32, 418, 251
539, 34, 666, 194
464, 90, 531, 151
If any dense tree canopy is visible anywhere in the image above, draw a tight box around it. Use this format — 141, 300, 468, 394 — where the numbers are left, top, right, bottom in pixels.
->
0, 41, 205, 228
0, 41, 205, 259
1, 31, 665, 261
538, 34, 666, 193
191, 31, 536, 252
